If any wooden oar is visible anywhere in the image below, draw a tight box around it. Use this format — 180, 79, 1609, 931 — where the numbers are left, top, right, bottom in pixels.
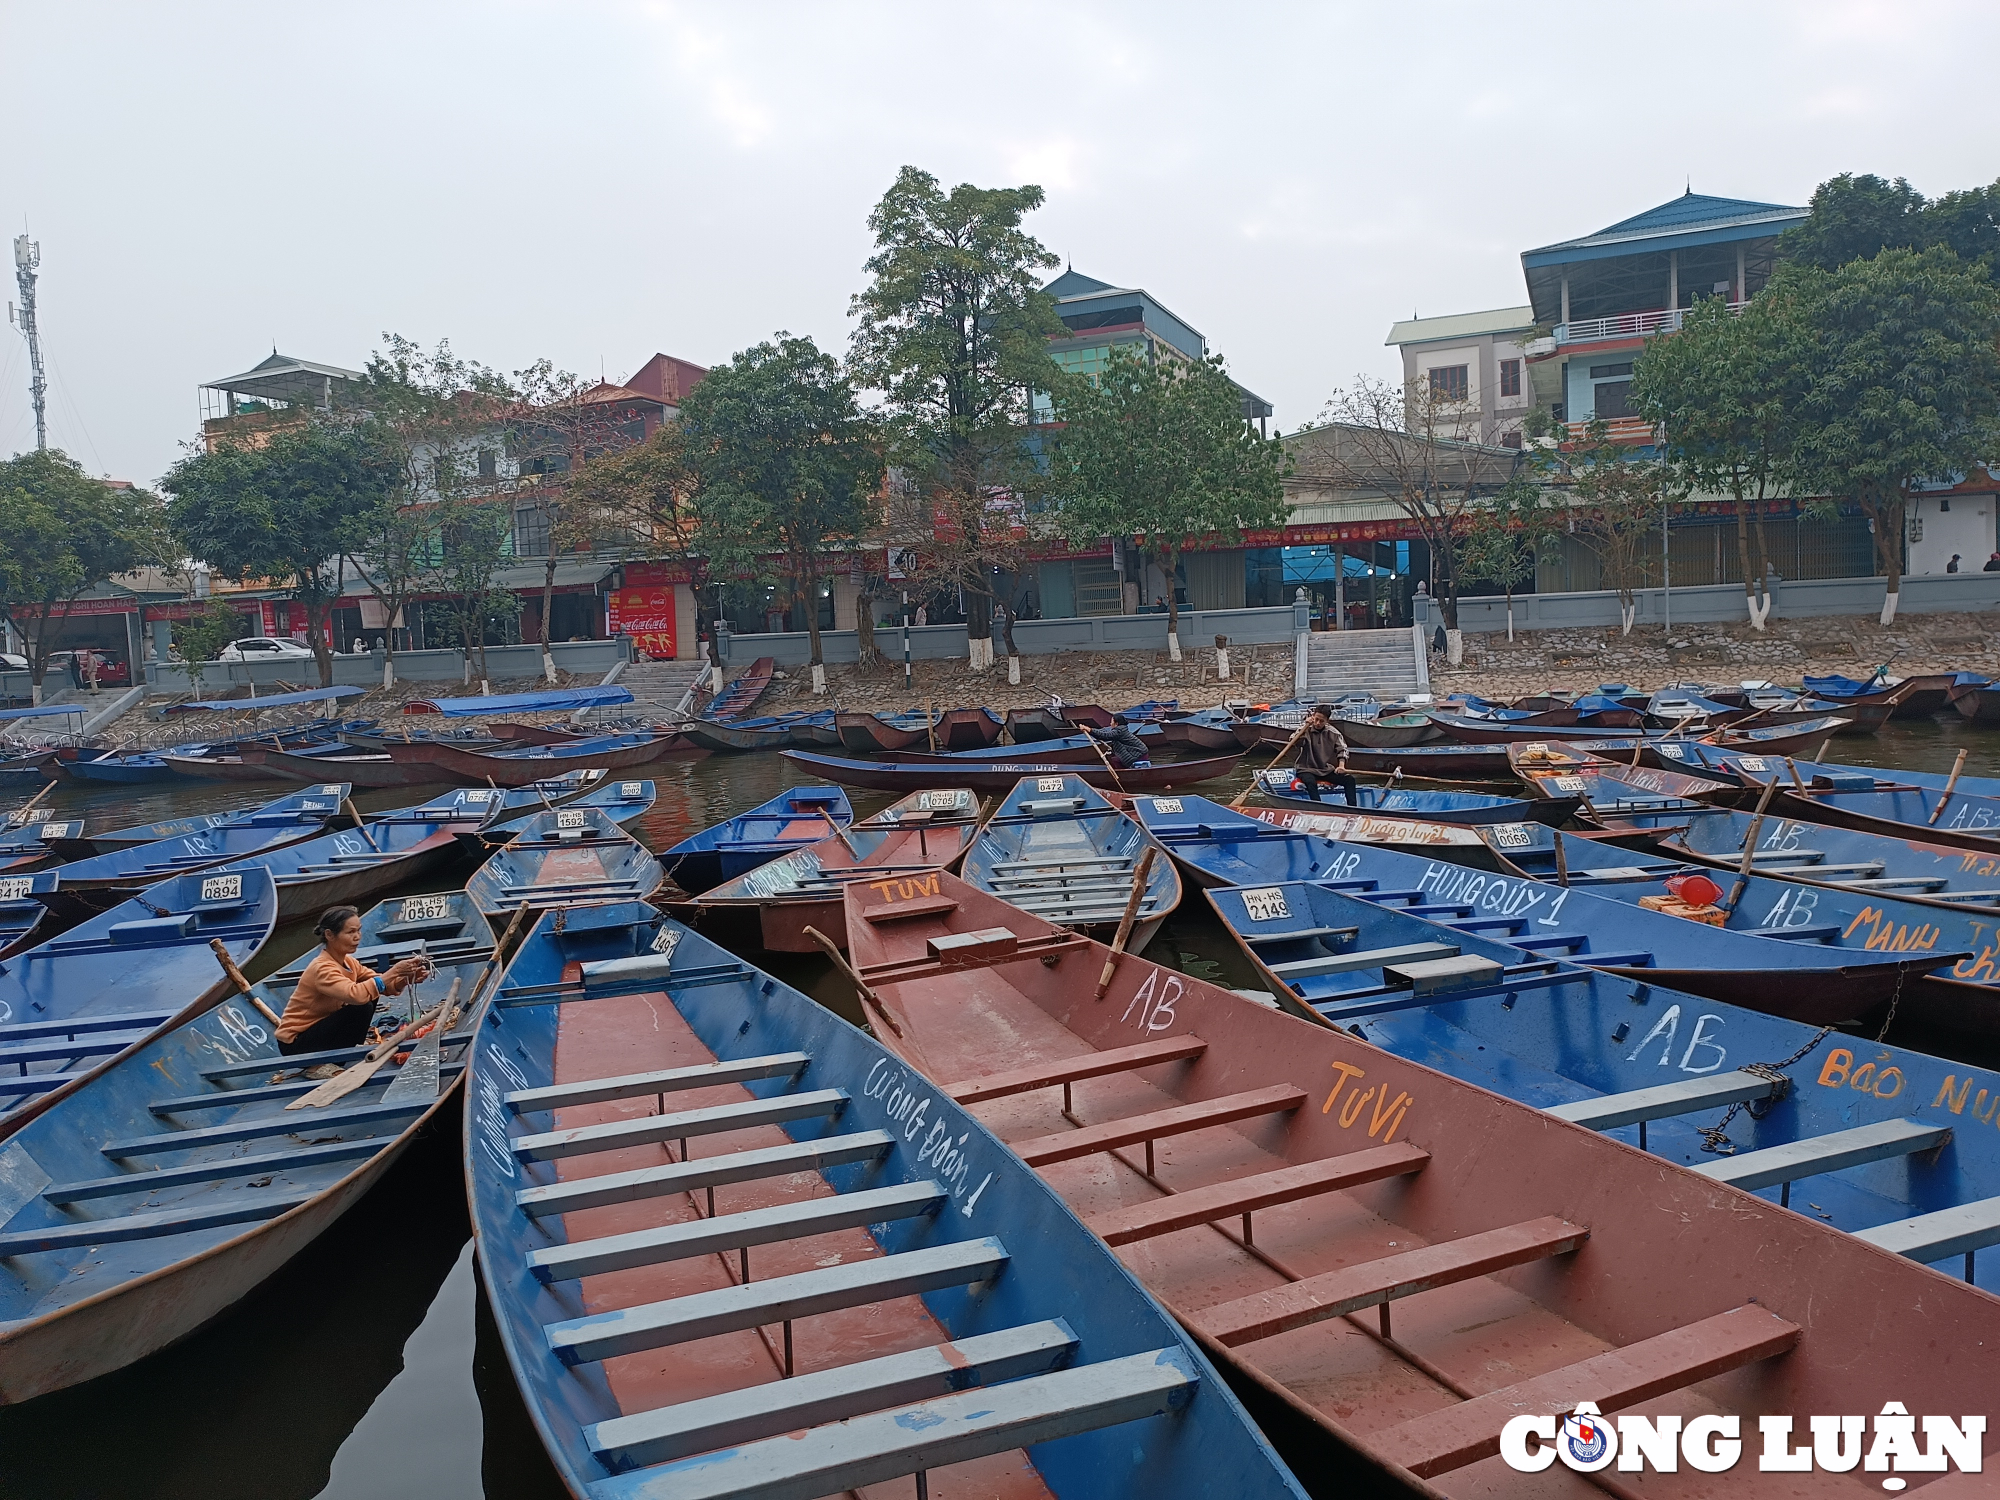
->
1231, 717, 1313, 810
1084, 727, 1127, 797
1928, 748, 1969, 827
207, 938, 283, 1027
1553, 832, 1570, 888
1095, 846, 1157, 999
5, 779, 59, 827
802, 924, 903, 1038
381, 973, 472, 1102
344, 798, 383, 853
288, 981, 458, 1109
1723, 772, 1783, 913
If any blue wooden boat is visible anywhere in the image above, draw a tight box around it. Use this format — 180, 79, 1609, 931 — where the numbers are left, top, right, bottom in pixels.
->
659, 785, 853, 896
0, 891, 499, 1400
39, 782, 355, 862
1252, 767, 1580, 825
30, 815, 333, 920
1668, 742, 2000, 799
201, 801, 489, 922
962, 774, 1180, 953
0, 866, 280, 1134
64, 750, 180, 783
1126, 796, 1951, 1028
467, 807, 665, 917
0, 870, 55, 959
467, 899, 1306, 1500
1197, 876, 2000, 1290
1749, 776, 2000, 857
480, 777, 656, 846
887, 726, 1164, 765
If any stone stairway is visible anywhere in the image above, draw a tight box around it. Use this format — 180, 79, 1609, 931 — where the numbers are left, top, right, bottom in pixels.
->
613, 658, 709, 717
1301, 627, 1429, 702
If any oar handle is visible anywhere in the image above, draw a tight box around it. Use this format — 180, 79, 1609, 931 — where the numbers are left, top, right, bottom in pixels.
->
1096, 846, 1157, 999
208, 938, 283, 1027
1928, 748, 1969, 827
803, 924, 903, 1038
345, 799, 383, 852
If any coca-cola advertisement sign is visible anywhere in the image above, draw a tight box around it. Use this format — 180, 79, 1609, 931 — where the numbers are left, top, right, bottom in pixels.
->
608, 586, 676, 659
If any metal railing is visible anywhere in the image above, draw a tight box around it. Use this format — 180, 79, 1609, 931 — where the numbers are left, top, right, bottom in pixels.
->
1554, 301, 1743, 346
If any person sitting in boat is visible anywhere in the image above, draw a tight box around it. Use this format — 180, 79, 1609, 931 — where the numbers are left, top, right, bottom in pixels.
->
1292, 705, 1358, 806
1085, 721, 1151, 768
277, 904, 432, 1073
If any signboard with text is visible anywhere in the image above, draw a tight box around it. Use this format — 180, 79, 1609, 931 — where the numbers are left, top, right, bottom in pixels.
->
607, 586, 677, 659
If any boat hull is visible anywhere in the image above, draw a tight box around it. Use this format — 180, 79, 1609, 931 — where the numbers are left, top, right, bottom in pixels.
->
780, 749, 1245, 794
385, 734, 689, 786
937, 707, 1005, 749
244, 747, 454, 787
834, 711, 931, 751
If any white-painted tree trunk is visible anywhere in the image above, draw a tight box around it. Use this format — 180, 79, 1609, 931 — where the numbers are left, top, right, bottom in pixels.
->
480, 679, 491, 695
1167, 631, 1182, 662
969, 638, 994, 671
1880, 591, 1900, 627
1745, 593, 1770, 631
1506, 604, 1515, 642
29, 681, 40, 707
462, 658, 470, 685
1446, 630, 1463, 667
1007, 655, 1020, 685
811, 663, 826, 694
1216, 648, 1230, 680
383, 659, 395, 690
542, 651, 558, 683
1619, 604, 1637, 636
710, 665, 724, 694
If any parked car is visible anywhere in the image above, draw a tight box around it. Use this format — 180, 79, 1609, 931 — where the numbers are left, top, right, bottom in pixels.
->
0, 653, 27, 672
216, 636, 317, 662
45, 650, 132, 687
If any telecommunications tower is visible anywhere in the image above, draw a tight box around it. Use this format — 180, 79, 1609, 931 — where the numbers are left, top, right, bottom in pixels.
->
11, 235, 47, 450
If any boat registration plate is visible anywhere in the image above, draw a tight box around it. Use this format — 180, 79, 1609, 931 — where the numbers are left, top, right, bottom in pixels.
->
318, 784, 343, 794
401, 895, 452, 922
1037, 777, 1066, 792
556, 810, 586, 829
1490, 823, 1534, 848
1152, 799, 1184, 813
1243, 886, 1292, 921
620, 782, 643, 797
1738, 756, 1769, 771
650, 926, 681, 958
462, 789, 494, 803
919, 790, 966, 810
36, 822, 77, 840
299, 799, 332, 811
1551, 777, 1588, 792
0, 878, 31, 900
201, 874, 243, 902
1658, 743, 1686, 758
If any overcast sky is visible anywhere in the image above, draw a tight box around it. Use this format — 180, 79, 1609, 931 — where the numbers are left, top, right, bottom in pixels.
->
1, 0, 1995, 485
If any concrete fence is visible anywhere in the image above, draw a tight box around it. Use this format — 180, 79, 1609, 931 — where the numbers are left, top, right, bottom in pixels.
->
1426, 572, 2000, 635
714, 603, 1311, 666
140, 637, 631, 697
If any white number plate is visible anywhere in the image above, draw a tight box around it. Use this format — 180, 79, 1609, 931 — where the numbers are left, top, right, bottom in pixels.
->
1739, 756, 1769, 772
35, 822, 78, 840
556, 809, 586, 829
1658, 743, 1686, 759
650, 926, 681, 957
201, 874, 243, 902
400, 895, 452, 921
23, 809, 51, 823
1152, 798, 1184, 814
918, 790, 966, 810
462, 788, 494, 803
620, 782, 643, 797
1036, 777, 1066, 793
1491, 822, 1533, 848
1242, 887, 1292, 921
298, 799, 332, 811
1552, 777, 1588, 793
317, 784, 343, 794
0, 878, 31, 900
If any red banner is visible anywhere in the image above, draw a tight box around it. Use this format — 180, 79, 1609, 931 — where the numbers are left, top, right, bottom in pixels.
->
607, 585, 677, 659
623, 560, 696, 587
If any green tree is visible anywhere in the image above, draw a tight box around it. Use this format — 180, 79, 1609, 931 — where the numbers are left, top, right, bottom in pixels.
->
679, 336, 882, 692
162, 427, 395, 687
1782, 172, 2000, 279
0, 450, 168, 703
849, 166, 1064, 670
431, 496, 516, 689
1632, 291, 1809, 629
170, 599, 245, 696
1049, 347, 1288, 656
1786, 246, 2000, 624
1458, 470, 1560, 641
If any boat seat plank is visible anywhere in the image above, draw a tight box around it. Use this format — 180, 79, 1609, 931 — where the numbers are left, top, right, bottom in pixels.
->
0, 1010, 173, 1041
858, 895, 959, 924
45, 1137, 386, 1203
0, 1189, 316, 1256
102, 1098, 427, 1158
0, 1070, 91, 1101
1847, 877, 1948, 890
1573, 950, 1659, 967
585, 1321, 1079, 1470
584, 1347, 1197, 1500
545, 1237, 1009, 1367
1692, 1118, 1950, 1192
530, 1180, 944, 1283
990, 856, 1130, 872
151, 1062, 467, 1114
1545, 1070, 1780, 1130
1240, 925, 1359, 946
1267, 943, 1457, 978
1088, 1144, 1430, 1247
944, 1036, 1208, 1105
1369, 1306, 1801, 1478
1854, 1196, 2000, 1264
1732, 924, 1840, 941
0, 1033, 148, 1068
1193, 1216, 1588, 1347
504, 1053, 810, 1114
512, 1088, 849, 1164
1013, 1085, 1307, 1168
1782, 862, 1885, 876
516, 1132, 894, 1220
1440, 916, 1529, 932
1750, 849, 1825, 862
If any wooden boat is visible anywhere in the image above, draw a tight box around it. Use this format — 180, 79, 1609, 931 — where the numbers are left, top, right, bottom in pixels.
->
384, 731, 691, 787
1675, 745, 2000, 800
1201, 876, 2000, 1281
1882, 671, 1975, 717
339, 727, 505, 752
834, 708, 936, 752
962, 774, 1180, 953
674, 787, 979, 951
883, 727, 1162, 766
238, 745, 458, 788
191, 802, 488, 922
1228, 699, 1315, 750
0, 867, 280, 1135
466, 807, 665, 917
0, 892, 499, 1401
64, 751, 180, 783
1156, 707, 1247, 752
844, 871, 2000, 1493
0, 872, 53, 959
1508, 743, 1740, 819
680, 712, 827, 754
1007, 705, 1120, 742
659, 785, 854, 897
480, 777, 656, 846
1431, 712, 1856, 751
1127, 795, 1952, 1028
466, 899, 1307, 1500
1243, 806, 1494, 857
30, 818, 332, 917
1950, 677, 2000, 724
698, 654, 776, 720
1754, 778, 2000, 857
1343, 742, 1517, 778
158, 740, 360, 782
1252, 768, 1580, 826
38, 783, 354, 862
938, 705, 1006, 749
780, 749, 1246, 795
786, 711, 842, 748
1333, 714, 1445, 749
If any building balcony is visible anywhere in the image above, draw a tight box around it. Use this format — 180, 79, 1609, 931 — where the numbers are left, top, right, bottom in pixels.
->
1562, 415, 1660, 447
1554, 301, 1742, 348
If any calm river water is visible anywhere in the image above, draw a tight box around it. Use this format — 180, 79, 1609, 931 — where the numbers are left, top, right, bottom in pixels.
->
0, 716, 1994, 1498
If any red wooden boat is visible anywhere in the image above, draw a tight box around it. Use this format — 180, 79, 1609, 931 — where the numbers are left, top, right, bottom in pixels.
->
780, 749, 1244, 794
939, 706, 1006, 749
699, 654, 777, 720
834, 709, 935, 752
842, 870, 2000, 1493
240, 746, 457, 788
884, 739, 1103, 766
383, 733, 694, 787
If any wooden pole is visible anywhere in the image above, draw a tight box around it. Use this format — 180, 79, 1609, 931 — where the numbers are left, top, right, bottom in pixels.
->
1724, 773, 1783, 913
1928, 748, 1969, 827
1084, 727, 1128, 797
344, 798, 382, 853
1231, 717, 1314, 810
802, 925, 902, 1037
1553, 831, 1570, 888
1784, 756, 1805, 791
208, 938, 283, 1027
5, 779, 59, 826
1096, 847, 1158, 998
925, 699, 936, 753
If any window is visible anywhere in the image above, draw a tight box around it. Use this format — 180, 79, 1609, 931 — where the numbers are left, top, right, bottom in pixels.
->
1588, 362, 1633, 380
1499, 359, 1521, 397
1429, 365, 1469, 402
1500, 430, 1523, 449
477, 448, 497, 481
512, 503, 551, 558
1594, 381, 1634, 420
